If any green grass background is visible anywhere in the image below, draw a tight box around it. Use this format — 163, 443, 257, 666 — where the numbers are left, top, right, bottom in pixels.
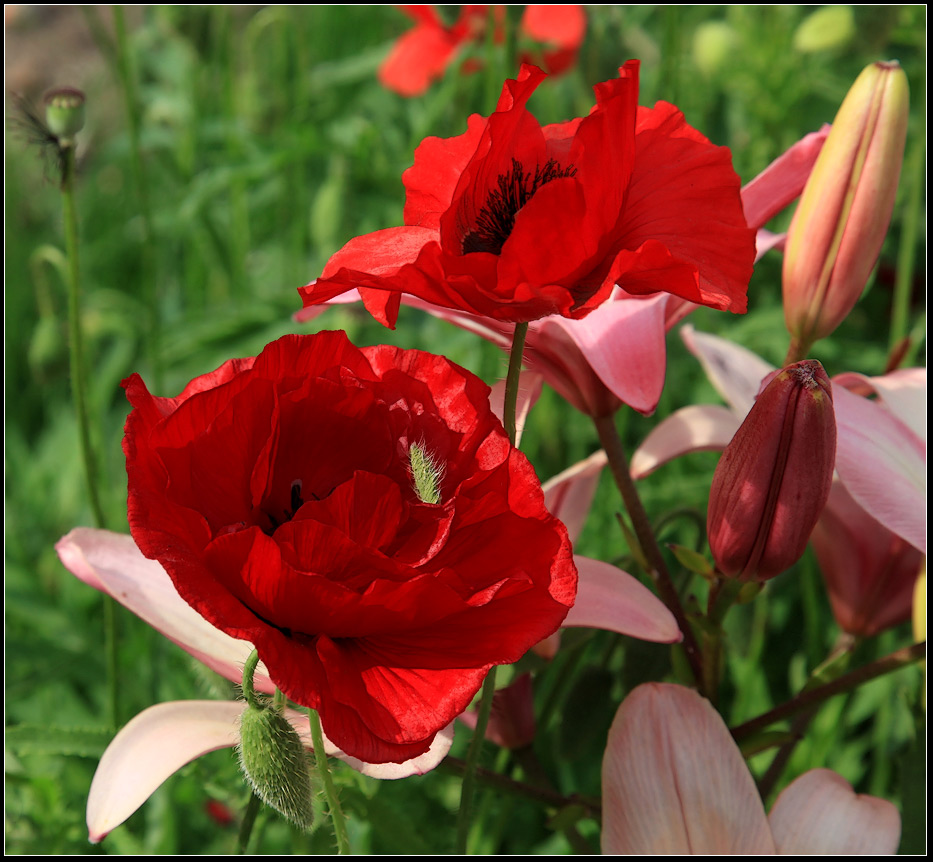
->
5, 5, 926, 854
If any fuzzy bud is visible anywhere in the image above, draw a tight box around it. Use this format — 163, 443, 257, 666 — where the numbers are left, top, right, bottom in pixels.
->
708, 360, 836, 582
782, 61, 909, 354
237, 702, 315, 831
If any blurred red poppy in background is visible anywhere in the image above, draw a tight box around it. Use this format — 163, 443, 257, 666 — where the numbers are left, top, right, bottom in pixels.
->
379, 5, 586, 97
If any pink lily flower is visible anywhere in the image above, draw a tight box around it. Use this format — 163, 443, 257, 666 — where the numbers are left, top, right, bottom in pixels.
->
602, 683, 901, 854
811, 479, 924, 638
296, 127, 829, 418
56, 520, 680, 842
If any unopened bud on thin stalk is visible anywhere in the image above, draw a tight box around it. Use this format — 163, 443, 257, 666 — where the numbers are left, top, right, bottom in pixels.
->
708, 360, 836, 582
44, 87, 86, 141
238, 701, 315, 831
783, 62, 909, 359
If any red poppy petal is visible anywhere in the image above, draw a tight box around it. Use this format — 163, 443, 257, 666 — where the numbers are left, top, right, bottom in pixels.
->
378, 21, 458, 97
619, 102, 755, 313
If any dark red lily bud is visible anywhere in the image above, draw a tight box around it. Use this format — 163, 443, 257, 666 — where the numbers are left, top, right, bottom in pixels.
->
707, 360, 836, 582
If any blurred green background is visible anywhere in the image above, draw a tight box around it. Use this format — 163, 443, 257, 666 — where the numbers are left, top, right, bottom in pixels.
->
5, 5, 926, 854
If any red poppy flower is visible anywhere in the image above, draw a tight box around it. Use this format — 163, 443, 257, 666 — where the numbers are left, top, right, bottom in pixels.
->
122, 331, 577, 764
300, 61, 755, 328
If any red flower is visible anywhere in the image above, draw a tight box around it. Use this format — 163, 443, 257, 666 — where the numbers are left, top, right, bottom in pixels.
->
122, 332, 577, 764
300, 62, 755, 327
378, 6, 495, 98
378, 6, 585, 97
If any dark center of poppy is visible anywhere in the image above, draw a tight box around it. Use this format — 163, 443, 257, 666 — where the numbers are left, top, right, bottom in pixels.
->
461, 157, 577, 255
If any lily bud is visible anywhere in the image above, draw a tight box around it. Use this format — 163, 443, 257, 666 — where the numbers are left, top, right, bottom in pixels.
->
782, 61, 909, 354
708, 360, 836, 582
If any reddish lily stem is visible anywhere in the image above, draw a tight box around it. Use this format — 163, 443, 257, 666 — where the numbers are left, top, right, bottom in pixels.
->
731, 640, 926, 742
593, 413, 704, 689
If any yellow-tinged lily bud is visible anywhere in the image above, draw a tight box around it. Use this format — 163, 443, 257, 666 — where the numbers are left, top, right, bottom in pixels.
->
782, 61, 909, 356
708, 360, 836, 582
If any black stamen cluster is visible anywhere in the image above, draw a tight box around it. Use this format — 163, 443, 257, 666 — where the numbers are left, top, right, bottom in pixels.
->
462, 158, 577, 255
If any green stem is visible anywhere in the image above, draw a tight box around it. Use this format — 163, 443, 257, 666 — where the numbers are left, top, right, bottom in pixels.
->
592, 413, 705, 690
61, 140, 119, 730
731, 641, 925, 741
241, 649, 261, 709
503, 322, 529, 447
113, 5, 162, 390
308, 708, 350, 854
456, 667, 498, 853
890, 138, 923, 349
456, 321, 528, 852
236, 791, 262, 854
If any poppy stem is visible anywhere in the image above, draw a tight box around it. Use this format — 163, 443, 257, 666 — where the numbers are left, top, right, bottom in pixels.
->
456, 668, 498, 854
241, 649, 262, 710
308, 708, 350, 854
503, 322, 529, 446
592, 413, 706, 691
456, 320, 528, 852
60, 134, 121, 730
731, 640, 926, 742
235, 791, 262, 854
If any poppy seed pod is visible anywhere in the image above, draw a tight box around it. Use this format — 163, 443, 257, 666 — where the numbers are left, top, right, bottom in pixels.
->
782, 61, 909, 355
708, 360, 836, 582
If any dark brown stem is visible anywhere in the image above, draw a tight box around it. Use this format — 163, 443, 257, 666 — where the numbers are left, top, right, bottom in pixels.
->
440, 756, 602, 821
593, 413, 704, 689
732, 641, 926, 741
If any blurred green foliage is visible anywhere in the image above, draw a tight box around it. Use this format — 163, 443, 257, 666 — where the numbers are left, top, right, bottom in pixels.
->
5, 5, 925, 854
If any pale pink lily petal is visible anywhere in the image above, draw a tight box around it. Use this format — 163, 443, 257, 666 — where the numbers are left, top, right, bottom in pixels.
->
833, 367, 926, 443
340, 722, 454, 780
740, 125, 831, 231
680, 324, 776, 415
768, 768, 901, 854
755, 228, 786, 260
88, 701, 247, 843
87, 700, 454, 842
565, 556, 681, 643
601, 683, 775, 854
832, 384, 926, 553
488, 370, 544, 447
542, 449, 608, 542
534, 294, 670, 416
56, 528, 274, 692
630, 404, 741, 479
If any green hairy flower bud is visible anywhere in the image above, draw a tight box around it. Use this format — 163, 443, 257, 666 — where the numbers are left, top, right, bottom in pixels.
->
237, 701, 315, 831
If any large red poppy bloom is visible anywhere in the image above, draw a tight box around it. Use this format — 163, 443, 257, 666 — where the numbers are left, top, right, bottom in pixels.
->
300, 61, 755, 328
122, 332, 577, 764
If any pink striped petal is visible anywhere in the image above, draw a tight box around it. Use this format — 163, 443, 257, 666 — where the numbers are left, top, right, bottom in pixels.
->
768, 768, 901, 854
56, 528, 272, 691
601, 683, 775, 854
564, 557, 681, 643
542, 449, 608, 542
681, 324, 776, 416
740, 125, 831, 230
832, 385, 926, 553
630, 404, 741, 479
834, 367, 926, 443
